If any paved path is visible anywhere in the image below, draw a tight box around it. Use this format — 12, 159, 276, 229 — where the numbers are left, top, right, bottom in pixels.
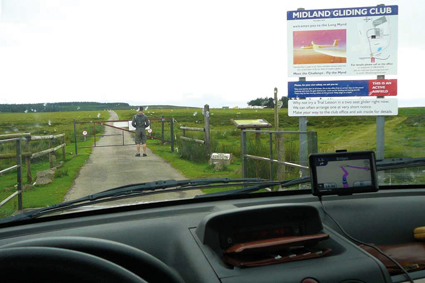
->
64, 111, 201, 205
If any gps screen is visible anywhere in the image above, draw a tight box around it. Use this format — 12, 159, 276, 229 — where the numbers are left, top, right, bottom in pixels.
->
309, 151, 378, 196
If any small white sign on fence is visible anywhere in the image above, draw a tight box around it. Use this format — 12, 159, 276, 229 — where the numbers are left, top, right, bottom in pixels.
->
211, 153, 231, 160
210, 153, 232, 166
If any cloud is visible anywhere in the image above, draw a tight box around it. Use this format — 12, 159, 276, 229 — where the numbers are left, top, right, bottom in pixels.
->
1, 0, 40, 23
0, 0, 424, 108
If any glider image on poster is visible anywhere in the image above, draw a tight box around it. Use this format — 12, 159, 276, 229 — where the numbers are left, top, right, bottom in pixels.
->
293, 29, 347, 64
301, 40, 346, 58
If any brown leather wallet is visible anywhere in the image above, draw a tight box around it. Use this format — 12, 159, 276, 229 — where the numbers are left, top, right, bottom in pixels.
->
360, 242, 425, 274
223, 233, 331, 267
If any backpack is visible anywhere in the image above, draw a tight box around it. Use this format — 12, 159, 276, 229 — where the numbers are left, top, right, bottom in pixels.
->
132, 114, 150, 129
144, 117, 150, 128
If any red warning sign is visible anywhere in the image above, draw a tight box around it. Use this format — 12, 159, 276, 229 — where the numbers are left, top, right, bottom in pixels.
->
368, 79, 397, 96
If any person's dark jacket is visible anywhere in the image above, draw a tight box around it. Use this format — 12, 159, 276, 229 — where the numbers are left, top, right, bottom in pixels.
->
132, 113, 150, 130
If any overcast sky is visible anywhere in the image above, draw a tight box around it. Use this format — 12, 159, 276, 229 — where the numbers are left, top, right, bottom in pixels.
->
0, 0, 423, 108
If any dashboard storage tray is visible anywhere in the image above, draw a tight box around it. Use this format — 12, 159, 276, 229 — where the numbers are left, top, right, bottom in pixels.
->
223, 233, 331, 267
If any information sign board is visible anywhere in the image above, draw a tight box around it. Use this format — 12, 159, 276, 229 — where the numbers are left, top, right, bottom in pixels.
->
288, 79, 397, 98
210, 153, 232, 166
288, 98, 398, 116
287, 6, 398, 77
231, 119, 272, 129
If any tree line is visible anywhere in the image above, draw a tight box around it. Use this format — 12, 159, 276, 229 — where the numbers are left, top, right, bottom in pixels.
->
0, 102, 132, 113
247, 96, 289, 108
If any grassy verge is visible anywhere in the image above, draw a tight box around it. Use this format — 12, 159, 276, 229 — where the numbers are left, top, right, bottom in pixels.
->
148, 139, 250, 195
137, 106, 424, 191
148, 142, 241, 180
0, 137, 98, 218
0, 111, 108, 217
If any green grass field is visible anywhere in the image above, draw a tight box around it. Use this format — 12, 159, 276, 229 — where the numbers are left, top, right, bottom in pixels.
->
0, 107, 424, 216
117, 107, 424, 157
0, 110, 108, 147
116, 107, 425, 187
117, 107, 424, 158
0, 111, 107, 217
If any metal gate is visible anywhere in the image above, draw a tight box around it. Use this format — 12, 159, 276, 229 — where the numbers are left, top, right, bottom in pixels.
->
73, 118, 174, 155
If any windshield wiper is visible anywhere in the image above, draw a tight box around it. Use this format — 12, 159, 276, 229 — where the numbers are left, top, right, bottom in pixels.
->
0, 178, 265, 224
1, 157, 424, 225
376, 157, 425, 170
197, 157, 425, 198
195, 176, 311, 198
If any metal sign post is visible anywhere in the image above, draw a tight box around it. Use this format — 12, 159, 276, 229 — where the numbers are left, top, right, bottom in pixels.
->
73, 119, 78, 156
376, 3, 388, 160
204, 104, 211, 154
170, 118, 174, 152
274, 87, 279, 131
298, 77, 308, 176
376, 75, 386, 160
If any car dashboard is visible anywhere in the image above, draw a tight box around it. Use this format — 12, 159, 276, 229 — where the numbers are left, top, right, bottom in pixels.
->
0, 187, 424, 283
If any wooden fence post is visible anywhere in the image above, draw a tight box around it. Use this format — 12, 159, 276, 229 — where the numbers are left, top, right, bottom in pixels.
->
170, 118, 174, 152
0, 134, 66, 187
16, 139, 23, 211
182, 125, 186, 137
25, 138, 32, 183
161, 116, 165, 144
241, 131, 247, 178
204, 104, 211, 154
62, 133, 66, 160
93, 122, 97, 147
49, 137, 53, 168
73, 119, 78, 156
277, 133, 285, 181
269, 133, 274, 181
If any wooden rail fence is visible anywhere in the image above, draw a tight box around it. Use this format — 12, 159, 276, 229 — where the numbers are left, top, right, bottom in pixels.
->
0, 137, 23, 210
0, 133, 66, 183
179, 104, 211, 153
240, 130, 318, 180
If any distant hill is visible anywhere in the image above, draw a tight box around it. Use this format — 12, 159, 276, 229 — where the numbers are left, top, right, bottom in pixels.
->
0, 102, 200, 113
143, 105, 199, 109
0, 102, 131, 113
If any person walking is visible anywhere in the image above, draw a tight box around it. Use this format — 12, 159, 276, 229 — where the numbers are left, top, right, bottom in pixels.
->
132, 107, 150, 157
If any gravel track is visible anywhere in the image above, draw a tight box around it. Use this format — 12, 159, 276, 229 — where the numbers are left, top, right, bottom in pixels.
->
64, 111, 202, 206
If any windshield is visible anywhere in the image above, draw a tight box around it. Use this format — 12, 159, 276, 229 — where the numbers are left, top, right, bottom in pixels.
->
0, 0, 423, 219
